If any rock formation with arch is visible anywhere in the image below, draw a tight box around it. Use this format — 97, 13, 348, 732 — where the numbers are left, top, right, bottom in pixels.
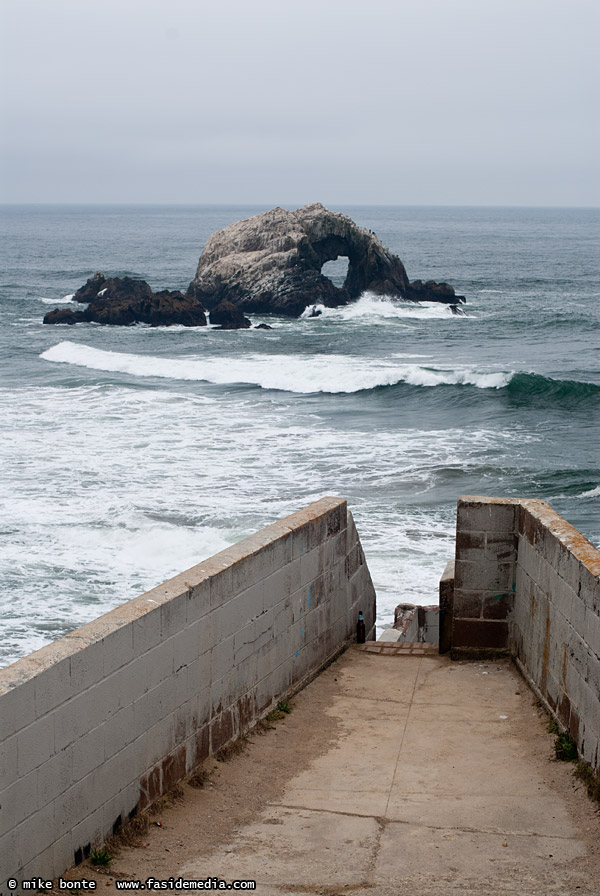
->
187, 202, 464, 316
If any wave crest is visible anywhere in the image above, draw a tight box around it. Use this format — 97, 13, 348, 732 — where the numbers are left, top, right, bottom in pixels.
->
41, 341, 512, 394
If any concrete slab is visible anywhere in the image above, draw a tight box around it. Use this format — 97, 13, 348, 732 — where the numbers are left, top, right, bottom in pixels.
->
375, 821, 589, 894
181, 806, 380, 889
66, 648, 600, 896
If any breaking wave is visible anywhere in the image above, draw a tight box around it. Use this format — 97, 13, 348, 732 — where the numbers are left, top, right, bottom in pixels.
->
301, 293, 463, 321
41, 341, 508, 393
39, 294, 75, 304
40, 342, 599, 401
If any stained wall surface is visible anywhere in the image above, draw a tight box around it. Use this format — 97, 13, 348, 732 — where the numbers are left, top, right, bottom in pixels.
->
452, 496, 600, 773
0, 497, 376, 880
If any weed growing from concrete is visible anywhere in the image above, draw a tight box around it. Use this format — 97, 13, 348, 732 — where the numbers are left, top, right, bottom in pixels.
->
89, 848, 112, 868
574, 760, 600, 803
188, 768, 210, 788
215, 732, 250, 762
267, 700, 293, 722
554, 731, 578, 761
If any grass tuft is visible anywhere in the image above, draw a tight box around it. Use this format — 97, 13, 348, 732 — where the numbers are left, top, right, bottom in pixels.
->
89, 848, 112, 868
574, 760, 600, 803
554, 731, 578, 761
267, 700, 293, 722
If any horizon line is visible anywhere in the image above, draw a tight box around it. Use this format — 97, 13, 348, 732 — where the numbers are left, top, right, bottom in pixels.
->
1, 201, 599, 211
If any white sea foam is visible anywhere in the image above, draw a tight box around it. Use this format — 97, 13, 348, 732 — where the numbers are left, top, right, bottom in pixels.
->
0, 376, 526, 665
578, 486, 600, 498
39, 293, 76, 304
41, 341, 511, 393
302, 293, 461, 321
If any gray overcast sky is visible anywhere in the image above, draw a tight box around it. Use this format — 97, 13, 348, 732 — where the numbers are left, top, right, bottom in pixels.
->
0, 0, 598, 205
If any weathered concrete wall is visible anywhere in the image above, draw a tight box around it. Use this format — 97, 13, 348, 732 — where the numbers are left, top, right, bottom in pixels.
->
0, 498, 376, 881
450, 495, 600, 774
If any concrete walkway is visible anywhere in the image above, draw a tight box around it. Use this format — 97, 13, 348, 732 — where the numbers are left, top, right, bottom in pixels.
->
85, 648, 600, 895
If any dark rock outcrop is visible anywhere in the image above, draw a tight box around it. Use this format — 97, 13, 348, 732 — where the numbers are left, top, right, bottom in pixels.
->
187, 203, 465, 317
44, 274, 207, 327
209, 300, 251, 330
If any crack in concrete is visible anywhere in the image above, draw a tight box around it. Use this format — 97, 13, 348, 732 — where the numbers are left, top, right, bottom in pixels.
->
271, 803, 579, 841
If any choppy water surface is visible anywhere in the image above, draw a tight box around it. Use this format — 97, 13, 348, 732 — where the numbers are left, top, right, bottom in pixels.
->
1, 204, 598, 666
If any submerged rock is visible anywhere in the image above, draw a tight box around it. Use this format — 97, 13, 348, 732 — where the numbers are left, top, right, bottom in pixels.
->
209, 300, 251, 330
187, 203, 465, 317
43, 274, 207, 327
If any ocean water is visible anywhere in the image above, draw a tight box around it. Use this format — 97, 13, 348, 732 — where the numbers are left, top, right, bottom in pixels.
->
0, 204, 598, 668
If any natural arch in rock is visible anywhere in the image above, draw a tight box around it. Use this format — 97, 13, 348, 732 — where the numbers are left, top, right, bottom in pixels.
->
321, 256, 349, 288
187, 203, 464, 317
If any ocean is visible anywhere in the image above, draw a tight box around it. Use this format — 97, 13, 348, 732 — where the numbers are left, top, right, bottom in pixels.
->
0, 204, 598, 668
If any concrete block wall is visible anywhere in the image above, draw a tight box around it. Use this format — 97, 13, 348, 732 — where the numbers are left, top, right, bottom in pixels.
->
0, 497, 376, 881
450, 495, 600, 774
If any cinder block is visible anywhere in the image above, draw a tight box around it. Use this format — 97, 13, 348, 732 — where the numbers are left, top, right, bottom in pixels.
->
227, 536, 292, 594
186, 577, 211, 625
101, 704, 139, 761
143, 714, 176, 770
456, 529, 486, 561
484, 531, 517, 563
548, 575, 576, 622
233, 621, 257, 667
482, 593, 514, 620
233, 581, 265, 627
0, 732, 17, 782
133, 674, 179, 735
209, 563, 233, 610
453, 589, 483, 620
69, 725, 105, 780
31, 652, 76, 718
0, 827, 16, 880
457, 498, 517, 535
53, 775, 95, 839
579, 565, 600, 614
557, 542, 582, 593
539, 524, 563, 575
585, 607, 600, 658
185, 651, 211, 702
37, 746, 72, 809
585, 645, 600, 694
210, 635, 235, 683
452, 618, 508, 649
299, 545, 325, 588
0, 675, 36, 740
517, 535, 539, 581
17, 713, 54, 777
132, 606, 162, 654
160, 591, 189, 641
578, 680, 600, 763
13, 798, 55, 869
139, 638, 176, 694
71, 805, 104, 865
65, 637, 106, 693
290, 515, 327, 559
93, 742, 139, 811
175, 615, 216, 672
253, 607, 275, 643
51, 831, 74, 881
272, 598, 294, 639
332, 528, 348, 561
101, 781, 139, 842
569, 593, 587, 639
455, 558, 514, 593
99, 622, 136, 677
0, 768, 37, 837
260, 565, 293, 612
345, 543, 362, 580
